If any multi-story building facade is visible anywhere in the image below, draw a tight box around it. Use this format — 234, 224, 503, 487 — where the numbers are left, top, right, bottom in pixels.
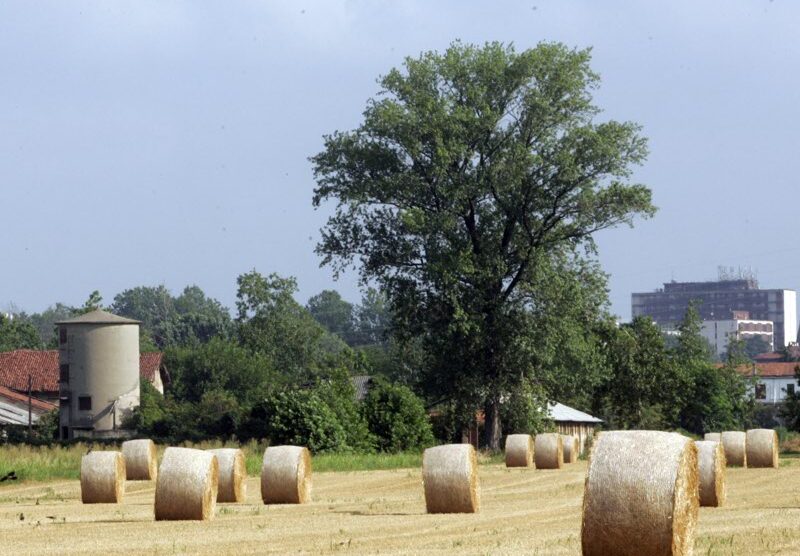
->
700, 317, 774, 358
632, 279, 797, 349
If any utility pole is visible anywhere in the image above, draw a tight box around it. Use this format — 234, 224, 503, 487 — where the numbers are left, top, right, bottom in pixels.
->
27, 374, 32, 441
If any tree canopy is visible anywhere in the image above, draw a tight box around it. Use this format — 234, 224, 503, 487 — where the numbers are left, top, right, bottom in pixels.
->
312, 41, 655, 447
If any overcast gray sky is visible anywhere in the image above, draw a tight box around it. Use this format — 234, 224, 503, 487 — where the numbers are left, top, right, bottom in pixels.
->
2, 0, 798, 320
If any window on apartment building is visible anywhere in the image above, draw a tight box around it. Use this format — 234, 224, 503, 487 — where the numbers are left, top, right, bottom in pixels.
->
786, 384, 796, 397
78, 396, 92, 411
59, 364, 69, 383
755, 384, 767, 400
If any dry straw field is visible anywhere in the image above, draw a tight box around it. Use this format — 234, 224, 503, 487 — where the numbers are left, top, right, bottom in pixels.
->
1, 457, 799, 555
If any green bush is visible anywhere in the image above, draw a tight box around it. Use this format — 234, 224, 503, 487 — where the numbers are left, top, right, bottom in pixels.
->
243, 389, 348, 452
360, 378, 434, 452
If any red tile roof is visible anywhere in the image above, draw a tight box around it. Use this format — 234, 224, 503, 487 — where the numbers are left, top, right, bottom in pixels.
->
0, 385, 57, 412
737, 361, 800, 378
0, 350, 163, 393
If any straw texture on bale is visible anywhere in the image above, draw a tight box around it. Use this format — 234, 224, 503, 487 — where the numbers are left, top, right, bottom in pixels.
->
534, 433, 563, 469
154, 447, 218, 521
505, 434, 534, 468
261, 446, 312, 504
581, 431, 699, 556
121, 439, 158, 481
80, 451, 126, 504
422, 444, 480, 513
704, 432, 721, 442
561, 434, 580, 463
695, 440, 726, 507
745, 429, 779, 468
721, 431, 747, 467
208, 448, 247, 503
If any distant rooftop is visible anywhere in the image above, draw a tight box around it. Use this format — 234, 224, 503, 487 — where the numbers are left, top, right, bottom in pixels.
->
662, 279, 758, 293
55, 309, 140, 326
548, 402, 603, 423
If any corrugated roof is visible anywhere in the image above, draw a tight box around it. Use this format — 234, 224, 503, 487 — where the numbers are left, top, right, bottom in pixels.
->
0, 385, 57, 412
0, 350, 163, 392
548, 402, 603, 423
55, 309, 140, 325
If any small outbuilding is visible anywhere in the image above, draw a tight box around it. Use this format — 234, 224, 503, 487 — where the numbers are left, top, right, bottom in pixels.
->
547, 402, 602, 455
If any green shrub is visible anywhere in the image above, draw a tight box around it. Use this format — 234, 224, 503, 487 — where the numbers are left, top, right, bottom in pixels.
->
360, 378, 434, 452
243, 389, 348, 453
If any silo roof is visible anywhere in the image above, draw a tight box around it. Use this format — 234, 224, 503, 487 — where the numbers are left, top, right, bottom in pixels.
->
55, 309, 141, 325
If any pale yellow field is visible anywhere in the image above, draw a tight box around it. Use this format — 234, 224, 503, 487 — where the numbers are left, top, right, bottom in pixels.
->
1, 460, 799, 555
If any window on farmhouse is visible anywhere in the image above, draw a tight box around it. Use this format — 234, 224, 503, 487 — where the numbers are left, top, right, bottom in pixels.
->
59, 328, 67, 344
786, 384, 796, 396
59, 364, 69, 382
755, 384, 766, 400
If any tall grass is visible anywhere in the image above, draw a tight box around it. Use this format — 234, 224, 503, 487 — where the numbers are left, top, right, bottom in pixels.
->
0, 441, 503, 485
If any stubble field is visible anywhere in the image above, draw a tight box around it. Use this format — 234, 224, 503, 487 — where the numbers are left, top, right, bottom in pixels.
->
1, 458, 799, 555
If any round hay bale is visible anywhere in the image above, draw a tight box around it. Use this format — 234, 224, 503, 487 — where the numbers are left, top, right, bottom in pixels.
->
422, 444, 480, 513
81, 451, 125, 504
561, 434, 580, 463
261, 445, 312, 504
720, 431, 747, 467
534, 433, 563, 469
695, 440, 726, 507
581, 431, 699, 556
505, 434, 533, 468
154, 447, 218, 521
208, 448, 247, 503
745, 429, 779, 468
121, 439, 158, 481
704, 432, 721, 442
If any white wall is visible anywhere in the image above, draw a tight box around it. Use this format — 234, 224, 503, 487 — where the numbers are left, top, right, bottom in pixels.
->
754, 376, 799, 404
783, 290, 797, 347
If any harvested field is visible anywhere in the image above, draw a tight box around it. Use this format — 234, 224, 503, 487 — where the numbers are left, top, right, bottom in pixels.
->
1, 458, 799, 555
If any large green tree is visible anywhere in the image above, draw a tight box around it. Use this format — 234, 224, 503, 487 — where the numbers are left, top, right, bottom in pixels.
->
311, 41, 654, 448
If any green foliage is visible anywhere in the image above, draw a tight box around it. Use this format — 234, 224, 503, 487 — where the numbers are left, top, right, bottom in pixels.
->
111, 284, 232, 349
236, 270, 349, 382
744, 335, 771, 361
500, 380, 552, 435
780, 365, 800, 432
245, 389, 348, 453
307, 290, 357, 344
311, 41, 654, 448
360, 378, 434, 452
0, 314, 41, 351
166, 337, 278, 408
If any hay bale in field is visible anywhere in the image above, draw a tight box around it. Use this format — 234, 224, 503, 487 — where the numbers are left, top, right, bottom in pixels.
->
154, 447, 218, 521
422, 444, 480, 513
505, 434, 534, 468
561, 434, 580, 463
208, 448, 247, 503
745, 429, 779, 468
81, 451, 125, 504
534, 433, 563, 469
721, 431, 747, 467
704, 432, 721, 442
695, 440, 726, 507
581, 431, 699, 556
121, 439, 158, 481
261, 445, 312, 504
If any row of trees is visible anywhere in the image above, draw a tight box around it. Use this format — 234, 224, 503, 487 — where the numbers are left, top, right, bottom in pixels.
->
2, 41, 786, 450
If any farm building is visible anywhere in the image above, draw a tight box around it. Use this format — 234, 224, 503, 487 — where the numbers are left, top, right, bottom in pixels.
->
0, 385, 56, 426
548, 402, 602, 454
0, 349, 167, 403
737, 361, 800, 404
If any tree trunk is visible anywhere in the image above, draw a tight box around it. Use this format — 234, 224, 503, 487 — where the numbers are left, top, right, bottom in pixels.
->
483, 397, 502, 451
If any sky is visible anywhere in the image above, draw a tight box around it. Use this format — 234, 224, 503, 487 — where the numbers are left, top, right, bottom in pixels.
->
2, 0, 799, 321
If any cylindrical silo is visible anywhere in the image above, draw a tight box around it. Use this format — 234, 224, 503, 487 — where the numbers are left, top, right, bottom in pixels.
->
56, 310, 140, 439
